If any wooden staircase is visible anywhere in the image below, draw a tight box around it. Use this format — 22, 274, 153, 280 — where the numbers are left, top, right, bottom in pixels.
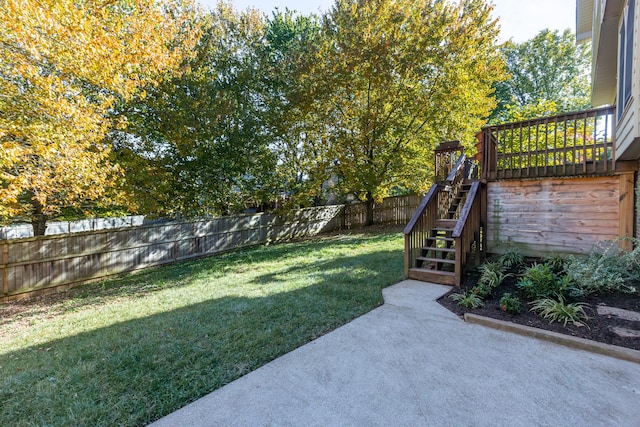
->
404, 143, 484, 286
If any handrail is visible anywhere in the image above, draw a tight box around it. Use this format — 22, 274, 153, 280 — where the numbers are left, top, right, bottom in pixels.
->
439, 153, 467, 219
481, 106, 615, 131
452, 181, 483, 285
404, 184, 440, 277
403, 184, 439, 235
445, 153, 466, 183
452, 181, 480, 238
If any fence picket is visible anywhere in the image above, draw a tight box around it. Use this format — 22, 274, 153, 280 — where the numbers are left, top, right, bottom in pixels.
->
1, 197, 419, 301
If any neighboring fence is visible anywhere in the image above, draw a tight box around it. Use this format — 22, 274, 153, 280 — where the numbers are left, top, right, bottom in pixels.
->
0, 216, 145, 240
1, 195, 419, 301
343, 194, 421, 227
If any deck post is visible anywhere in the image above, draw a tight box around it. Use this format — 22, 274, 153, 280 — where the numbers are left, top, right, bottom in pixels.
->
619, 172, 635, 251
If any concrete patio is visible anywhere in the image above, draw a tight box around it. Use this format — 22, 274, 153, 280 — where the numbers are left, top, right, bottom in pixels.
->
151, 280, 640, 426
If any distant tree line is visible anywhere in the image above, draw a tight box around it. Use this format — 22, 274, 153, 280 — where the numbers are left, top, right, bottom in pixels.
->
0, 0, 589, 234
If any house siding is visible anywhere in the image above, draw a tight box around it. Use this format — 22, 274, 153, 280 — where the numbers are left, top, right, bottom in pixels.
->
615, 0, 640, 160
637, 160, 640, 239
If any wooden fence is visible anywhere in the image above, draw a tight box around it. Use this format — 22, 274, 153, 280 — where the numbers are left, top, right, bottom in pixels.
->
486, 175, 633, 256
1, 195, 419, 301
343, 194, 422, 227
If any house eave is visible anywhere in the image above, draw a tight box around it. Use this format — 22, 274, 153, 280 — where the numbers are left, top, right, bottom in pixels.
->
577, 0, 624, 106
576, 0, 595, 43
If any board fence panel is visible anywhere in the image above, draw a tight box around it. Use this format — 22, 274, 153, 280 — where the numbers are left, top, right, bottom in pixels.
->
1, 196, 419, 301
486, 176, 623, 257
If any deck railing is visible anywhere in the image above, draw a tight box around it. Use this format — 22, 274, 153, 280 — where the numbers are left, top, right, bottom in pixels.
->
481, 106, 616, 180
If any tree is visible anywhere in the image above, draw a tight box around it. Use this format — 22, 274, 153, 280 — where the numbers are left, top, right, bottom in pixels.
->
491, 29, 591, 123
114, 2, 277, 217
294, 0, 505, 224
261, 10, 325, 207
0, 0, 199, 234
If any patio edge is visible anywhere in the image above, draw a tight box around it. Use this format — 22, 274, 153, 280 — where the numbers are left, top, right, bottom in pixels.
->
464, 313, 640, 365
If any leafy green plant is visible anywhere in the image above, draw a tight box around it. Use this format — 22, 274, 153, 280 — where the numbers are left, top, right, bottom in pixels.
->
516, 263, 560, 299
498, 249, 525, 269
480, 261, 504, 275
530, 294, 591, 327
478, 262, 509, 289
564, 239, 639, 295
449, 291, 484, 309
543, 254, 567, 274
499, 292, 522, 315
471, 283, 493, 299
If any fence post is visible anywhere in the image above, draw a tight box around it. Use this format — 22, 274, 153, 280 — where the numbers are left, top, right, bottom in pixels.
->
1, 240, 8, 300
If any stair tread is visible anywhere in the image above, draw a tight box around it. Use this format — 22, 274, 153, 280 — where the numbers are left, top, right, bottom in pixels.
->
422, 246, 455, 253
409, 268, 456, 276
435, 219, 457, 225
417, 256, 456, 264
427, 236, 455, 242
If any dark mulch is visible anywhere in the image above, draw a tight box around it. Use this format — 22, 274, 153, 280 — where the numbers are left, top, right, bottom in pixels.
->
438, 266, 640, 351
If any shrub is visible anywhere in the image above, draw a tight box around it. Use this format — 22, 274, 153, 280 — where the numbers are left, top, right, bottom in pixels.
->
499, 292, 522, 315
449, 291, 484, 309
516, 263, 559, 299
471, 283, 493, 299
543, 254, 567, 274
530, 294, 591, 328
564, 239, 639, 295
498, 250, 525, 269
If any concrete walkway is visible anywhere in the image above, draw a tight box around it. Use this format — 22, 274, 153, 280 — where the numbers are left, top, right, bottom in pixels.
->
151, 280, 640, 426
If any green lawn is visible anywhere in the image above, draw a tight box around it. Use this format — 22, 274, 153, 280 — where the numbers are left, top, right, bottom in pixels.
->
0, 229, 404, 426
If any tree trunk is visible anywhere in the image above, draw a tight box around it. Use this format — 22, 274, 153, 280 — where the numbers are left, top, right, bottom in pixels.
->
365, 196, 375, 226
30, 197, 48, 236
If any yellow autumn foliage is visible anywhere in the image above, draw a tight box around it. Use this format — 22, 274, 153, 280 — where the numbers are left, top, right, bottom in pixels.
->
0, 0, 200, 232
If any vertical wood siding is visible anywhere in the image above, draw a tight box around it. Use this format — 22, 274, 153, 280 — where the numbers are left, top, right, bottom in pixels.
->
487, 176, 623, 256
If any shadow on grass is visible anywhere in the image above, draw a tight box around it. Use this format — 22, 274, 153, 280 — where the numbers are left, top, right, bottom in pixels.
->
0, 240, 403, 426
0, 230, 402, 329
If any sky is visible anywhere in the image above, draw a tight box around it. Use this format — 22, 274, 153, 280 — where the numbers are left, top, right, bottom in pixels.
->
197, 0, 577, 43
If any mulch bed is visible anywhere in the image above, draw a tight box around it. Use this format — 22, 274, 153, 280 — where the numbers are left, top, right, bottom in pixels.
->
437, 266, 640, 351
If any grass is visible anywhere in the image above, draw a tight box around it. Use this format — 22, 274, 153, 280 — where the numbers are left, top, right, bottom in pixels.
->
0, 229, 404, 426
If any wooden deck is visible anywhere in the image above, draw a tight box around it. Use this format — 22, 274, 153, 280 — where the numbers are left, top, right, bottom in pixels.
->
480, 107, 625, 180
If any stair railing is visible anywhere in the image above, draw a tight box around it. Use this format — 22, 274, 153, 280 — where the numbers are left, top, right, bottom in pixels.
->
403, 184, 439, 277
438, 154, 467, 219
452, 181, 484, 285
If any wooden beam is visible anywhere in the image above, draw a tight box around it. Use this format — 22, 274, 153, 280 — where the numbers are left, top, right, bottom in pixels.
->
619, 172, 635, 251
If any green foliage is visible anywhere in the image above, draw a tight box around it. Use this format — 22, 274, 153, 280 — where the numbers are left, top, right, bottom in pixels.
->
294, 0, 505, 222
449, 291, 485, 309
471, 283, 493, 299
0, 0, 200, 233
543, 254, 567, 275
478, 261, 509, 289
516, 263, 562, 299
480, 261, 505, 275
491, 29, 591, 123
114, 4, 278, 216
530, 294, 591, 328
499, 292, 522, 315
498, 250, 525, 269
564, 239, 639, 296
